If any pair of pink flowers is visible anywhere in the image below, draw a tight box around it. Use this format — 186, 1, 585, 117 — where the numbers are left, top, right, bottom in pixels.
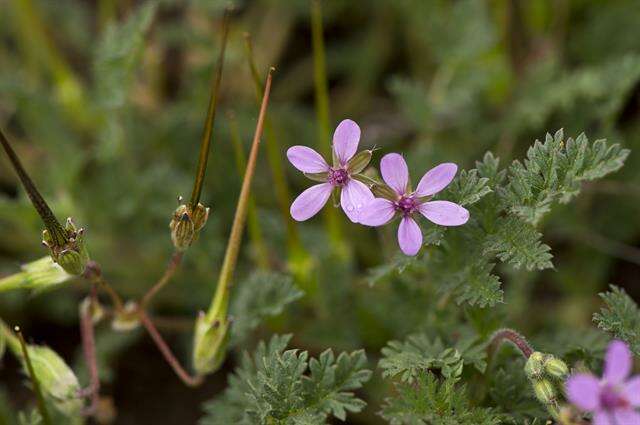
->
287, 119, 469, 256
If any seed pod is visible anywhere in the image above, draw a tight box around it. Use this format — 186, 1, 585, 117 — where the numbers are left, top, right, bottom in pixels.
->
192, 312, 230, 375
533, 379, 557, 405
525, 351, 545, 379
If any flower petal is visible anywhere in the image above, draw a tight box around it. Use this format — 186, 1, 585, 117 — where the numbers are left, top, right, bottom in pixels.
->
381, 153, 409, 195
415, 163, 458, 197
613, 409, 640, 425
592, 411, 612, 425
622, 375, 640, 406
290, 183, 333, 221
398, 216, 422, 256
604, 340, 632, 384
418, 201, 469, 226
287, 146, 329, 173
359, 198, 396, 227
332, 119, 360, 164
340, 179, 374, 223
566, 373, 601, 411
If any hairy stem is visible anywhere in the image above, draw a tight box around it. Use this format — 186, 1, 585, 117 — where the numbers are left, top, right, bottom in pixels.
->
487, 328, 534, 362
189, 9, 230, 208
140, 251, 184, 309
207, 68, 274, 322
0, 129, 68, 247
16, 327, 52, 425
138, 311, 203, 387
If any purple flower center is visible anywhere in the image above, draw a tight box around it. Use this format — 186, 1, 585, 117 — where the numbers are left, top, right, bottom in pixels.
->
328, 168, 349, 186
600, 384, 629, 411
395, 195, 418, 216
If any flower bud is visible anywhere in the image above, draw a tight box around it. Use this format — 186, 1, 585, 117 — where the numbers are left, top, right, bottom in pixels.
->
533, 379, 557, 405
524, 351, 545, 379
0, 257, 72, 294
192, 312, 230, 375
111, 301, 140, 332
0, 322, 82, 417
371, 183, 399, 201
169, 202, 210, 251
544, 356, 569, 380
347, 150, 372, 174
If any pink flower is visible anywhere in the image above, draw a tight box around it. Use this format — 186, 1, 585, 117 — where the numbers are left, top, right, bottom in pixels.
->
566, 340, 640, 425
287, 119, 374, 223
359, 153, 469, 256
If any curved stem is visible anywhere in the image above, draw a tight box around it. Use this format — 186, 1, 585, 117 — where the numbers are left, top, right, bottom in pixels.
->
486, 328, 534, 365
138, 311, 203, 387
83, 261, 124, 312
140, 251, 184, 309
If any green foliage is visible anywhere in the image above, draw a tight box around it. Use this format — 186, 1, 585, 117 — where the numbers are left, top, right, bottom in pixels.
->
0, 257, 73, 294
380, 332, 486, 383
483, 217, 553, 271
380, 373, 501, 425
230, 272, 304, 344
501, 130, 629, 224
593, 286, 640, 355
200, 335, 371, 424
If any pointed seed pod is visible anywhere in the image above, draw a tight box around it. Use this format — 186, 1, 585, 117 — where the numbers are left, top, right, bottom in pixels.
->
169, 202, 210, 251
193, 312, 230, 375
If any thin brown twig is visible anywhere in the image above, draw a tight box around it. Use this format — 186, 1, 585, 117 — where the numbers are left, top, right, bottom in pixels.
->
138, 310, 203, 387
139, 251, 184, 309
82, 261, 125, 312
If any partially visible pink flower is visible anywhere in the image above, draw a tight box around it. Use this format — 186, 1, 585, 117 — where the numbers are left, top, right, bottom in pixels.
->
359, 153, 469, 256
287, 119, 374, 223
566, 340, 640, 425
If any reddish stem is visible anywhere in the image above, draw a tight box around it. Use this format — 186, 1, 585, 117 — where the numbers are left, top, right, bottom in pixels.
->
79, 285, 100, 415
487, 328, 534, 360
138, 310, 203, 387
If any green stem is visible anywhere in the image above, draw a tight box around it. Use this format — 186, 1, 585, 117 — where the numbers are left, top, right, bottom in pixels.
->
310, 0, 345, 253
206, 68, 274, 322
0, 129, 68, 246
189, 9, 230, 208
16, 327, 52, 425
227, 111, 270, 270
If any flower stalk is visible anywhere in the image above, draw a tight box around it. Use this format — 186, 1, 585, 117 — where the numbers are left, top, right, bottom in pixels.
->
193, 67, 274, 375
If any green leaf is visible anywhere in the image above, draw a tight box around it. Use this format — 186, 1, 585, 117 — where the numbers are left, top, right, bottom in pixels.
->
501, 130, 629, 224
441, 168, 492, 206
380, 372, 502, 425
483, 216, 553, 271
200, 335, 371, 424
593, 286, 640, 355
230, 272, 304, 345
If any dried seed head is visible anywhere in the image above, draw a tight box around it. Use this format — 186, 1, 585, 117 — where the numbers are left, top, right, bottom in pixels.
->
41, 217, 90, 275
169, 202, 210, 251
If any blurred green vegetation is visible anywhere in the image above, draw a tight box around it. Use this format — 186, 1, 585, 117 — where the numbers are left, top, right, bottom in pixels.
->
0, 0, 639, 423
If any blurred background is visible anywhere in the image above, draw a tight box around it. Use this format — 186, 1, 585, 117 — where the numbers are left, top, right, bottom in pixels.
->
0, 0, 639, 423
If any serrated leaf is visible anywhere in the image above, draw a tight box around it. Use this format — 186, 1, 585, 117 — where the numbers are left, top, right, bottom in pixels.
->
593, 286, 640, 355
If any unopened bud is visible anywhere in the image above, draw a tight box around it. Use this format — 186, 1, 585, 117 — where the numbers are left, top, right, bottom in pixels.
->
169, 202, 210, 251
111, 301, 140, 332
544, 356, 569, 380
525, 351, 545, 379
347, 150, 372, 174
192, 312, 230, 375
533, 379, 557, 405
